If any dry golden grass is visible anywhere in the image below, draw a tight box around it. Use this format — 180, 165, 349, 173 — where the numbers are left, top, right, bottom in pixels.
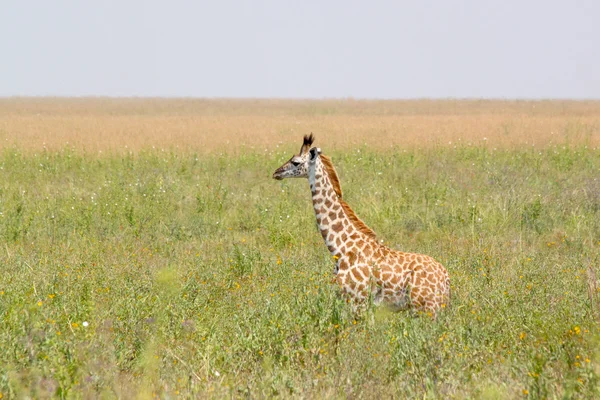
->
1, 98, 599, 152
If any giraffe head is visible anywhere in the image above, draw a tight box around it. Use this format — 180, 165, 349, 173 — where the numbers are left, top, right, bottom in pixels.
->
272, 134, 316, 180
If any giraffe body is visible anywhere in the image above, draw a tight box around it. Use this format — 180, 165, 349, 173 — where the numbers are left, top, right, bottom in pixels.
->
273, 135, 450, 314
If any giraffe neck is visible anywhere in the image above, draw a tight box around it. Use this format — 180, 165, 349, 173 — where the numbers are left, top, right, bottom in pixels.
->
308, 156, 373, 258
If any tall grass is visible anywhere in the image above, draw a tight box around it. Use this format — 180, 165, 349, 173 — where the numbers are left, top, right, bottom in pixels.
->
1, 99, 599, 153
0, 144, 599, 398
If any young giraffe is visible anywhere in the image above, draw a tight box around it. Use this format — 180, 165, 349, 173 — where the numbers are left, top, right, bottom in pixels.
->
273, 134, 450, 315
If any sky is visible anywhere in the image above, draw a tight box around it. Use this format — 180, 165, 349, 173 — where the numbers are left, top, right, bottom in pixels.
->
1, 0, 599, 99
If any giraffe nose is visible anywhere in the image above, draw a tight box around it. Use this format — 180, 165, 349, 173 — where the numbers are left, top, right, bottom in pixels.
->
273, 167, 286, 180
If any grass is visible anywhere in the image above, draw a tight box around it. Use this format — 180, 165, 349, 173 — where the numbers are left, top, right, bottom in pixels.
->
0, 135, 599, 398
2, 98, 600, 153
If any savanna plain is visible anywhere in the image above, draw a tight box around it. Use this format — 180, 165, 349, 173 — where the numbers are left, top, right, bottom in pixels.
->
1, 99, 600, 399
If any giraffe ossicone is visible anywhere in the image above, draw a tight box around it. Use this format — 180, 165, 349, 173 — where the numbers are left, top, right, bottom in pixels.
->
273, 134, 451, 315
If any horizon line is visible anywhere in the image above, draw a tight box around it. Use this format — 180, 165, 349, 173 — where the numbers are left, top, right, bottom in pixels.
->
2, 96, 600, 102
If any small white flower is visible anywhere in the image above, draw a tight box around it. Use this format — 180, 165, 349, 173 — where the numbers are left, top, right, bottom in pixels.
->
82, 321, 89, 327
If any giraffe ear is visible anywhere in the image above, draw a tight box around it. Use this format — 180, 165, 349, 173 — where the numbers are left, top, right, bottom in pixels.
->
300, 133, 315, 155
309, 147, 321, 161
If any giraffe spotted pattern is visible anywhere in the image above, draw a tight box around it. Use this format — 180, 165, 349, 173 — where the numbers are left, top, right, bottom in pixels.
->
273, 134, 450, 315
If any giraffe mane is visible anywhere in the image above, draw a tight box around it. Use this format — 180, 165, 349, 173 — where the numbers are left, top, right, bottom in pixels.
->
320, 154, 378, 239
319, 155, 343, 197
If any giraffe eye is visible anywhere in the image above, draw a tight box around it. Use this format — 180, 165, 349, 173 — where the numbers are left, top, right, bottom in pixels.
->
291, 160, 300, 167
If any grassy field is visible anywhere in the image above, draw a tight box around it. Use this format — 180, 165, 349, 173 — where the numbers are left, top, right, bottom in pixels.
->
2, 98, 600, 153
0, 99, 599, 398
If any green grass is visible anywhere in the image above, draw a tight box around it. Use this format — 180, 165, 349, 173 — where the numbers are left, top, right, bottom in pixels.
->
1, 145, 599, 398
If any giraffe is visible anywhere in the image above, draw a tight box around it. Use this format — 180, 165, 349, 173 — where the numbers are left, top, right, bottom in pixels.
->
272, 134, 450, 315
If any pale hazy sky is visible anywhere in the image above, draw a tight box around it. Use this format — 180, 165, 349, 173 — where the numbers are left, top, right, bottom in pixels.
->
1, 1, 598, 98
